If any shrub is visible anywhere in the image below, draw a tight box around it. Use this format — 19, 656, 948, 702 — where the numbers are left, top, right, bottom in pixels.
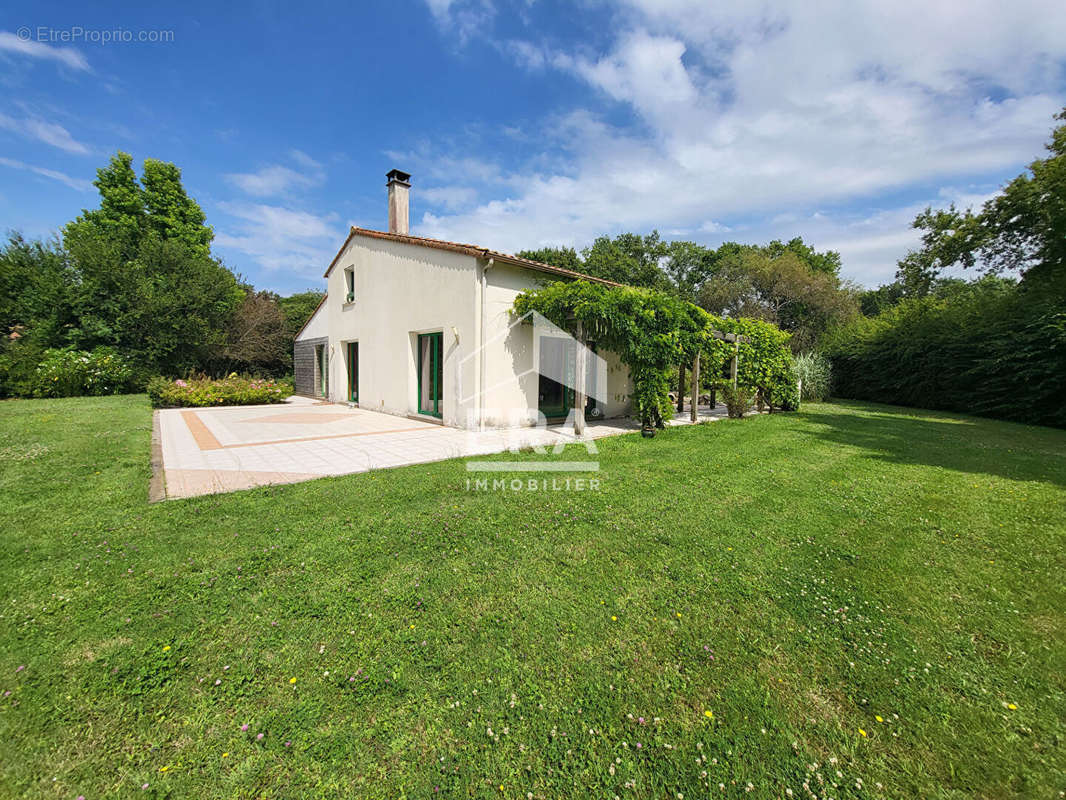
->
821, 278, 1066, 428
147, 374, 294, 408
718, 383, 755, 419
29, 347, 138, 398
794, 351, 832, 401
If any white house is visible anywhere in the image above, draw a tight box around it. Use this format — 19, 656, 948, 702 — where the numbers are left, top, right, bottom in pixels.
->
294, 170, 634, 430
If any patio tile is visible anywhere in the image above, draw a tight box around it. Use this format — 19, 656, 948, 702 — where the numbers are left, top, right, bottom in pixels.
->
157, 402, 733, 499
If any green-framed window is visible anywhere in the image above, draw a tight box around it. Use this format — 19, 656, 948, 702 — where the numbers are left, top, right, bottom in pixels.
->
417, 331, 443, 417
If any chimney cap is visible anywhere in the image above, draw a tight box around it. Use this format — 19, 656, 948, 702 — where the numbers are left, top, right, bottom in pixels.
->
386, 169, 411, 185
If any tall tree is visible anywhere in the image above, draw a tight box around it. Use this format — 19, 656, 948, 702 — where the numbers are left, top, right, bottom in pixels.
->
896, 107, 1066, 293
67, 152, 145, 263
221, 289, 290, 375
765, 237, 842, 276
515, 246, 583, 272
581, 231, 670, 288
278, 290, 325, 343
663, 241, 718, 302
141, 159, 214, 256
698, 243, 858, 351
61, 152, 241, 374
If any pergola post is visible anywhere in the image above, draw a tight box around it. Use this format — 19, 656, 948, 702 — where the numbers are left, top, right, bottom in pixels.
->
677, 363, 686, 413
730, 338, 739, 389
690, 351, 700, 423
573, 319, 586, 437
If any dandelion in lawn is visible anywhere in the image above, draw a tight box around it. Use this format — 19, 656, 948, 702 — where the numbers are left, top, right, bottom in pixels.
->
159, 765, 169, 772
162, 645, 170, 652
704, 710, 714, 719
875, 715, 883, 722
1007, 703, 1017, 710
611, 616, 617, 621
859, 728, 867, 737
222, 752, 229, 758
289, 677, 297, 684
676, 612, 682, 618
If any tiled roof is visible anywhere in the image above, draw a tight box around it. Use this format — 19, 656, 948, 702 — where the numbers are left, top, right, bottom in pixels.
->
323, 226, 623, 287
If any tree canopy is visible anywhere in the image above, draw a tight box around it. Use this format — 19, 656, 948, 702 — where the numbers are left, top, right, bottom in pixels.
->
518, 233, 855, 352
1, 152, 323, 396
59, 152, 241, 375
896, 107, 1066, 294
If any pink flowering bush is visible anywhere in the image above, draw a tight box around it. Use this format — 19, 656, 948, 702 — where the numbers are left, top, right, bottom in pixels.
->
147, 373, 293, 408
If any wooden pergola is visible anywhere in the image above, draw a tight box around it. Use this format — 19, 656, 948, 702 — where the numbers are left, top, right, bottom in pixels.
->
571, 324, 749, 435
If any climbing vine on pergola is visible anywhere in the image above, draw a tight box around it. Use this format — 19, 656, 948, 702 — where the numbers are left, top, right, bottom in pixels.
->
512, 281, 798, 431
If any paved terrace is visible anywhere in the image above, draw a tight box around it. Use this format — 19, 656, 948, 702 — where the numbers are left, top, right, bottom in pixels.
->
154, 396, 732, 500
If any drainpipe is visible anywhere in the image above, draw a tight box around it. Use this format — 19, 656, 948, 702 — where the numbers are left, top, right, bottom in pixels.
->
479, 257, 494, 431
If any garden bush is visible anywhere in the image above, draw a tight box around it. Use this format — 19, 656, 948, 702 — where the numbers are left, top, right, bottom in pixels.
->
793, 351, 832, 401
718, 383, 755, 419
147, 374, 293, 408
29, 347, 139, 398
821, 278, 1066, 428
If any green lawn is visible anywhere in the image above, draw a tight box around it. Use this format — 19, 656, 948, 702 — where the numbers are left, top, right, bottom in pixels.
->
0, 396, 1063, 799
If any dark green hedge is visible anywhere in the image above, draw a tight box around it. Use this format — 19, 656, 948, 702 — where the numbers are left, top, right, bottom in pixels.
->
821, 280, 1066, 428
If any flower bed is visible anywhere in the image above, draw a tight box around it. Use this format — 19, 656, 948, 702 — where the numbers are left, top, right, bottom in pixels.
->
147, 374, 293, 408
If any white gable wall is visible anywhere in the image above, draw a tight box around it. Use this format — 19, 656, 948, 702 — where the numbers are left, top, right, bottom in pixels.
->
295, 298, 327, 341
312, 232, 632, 429
324, 235, 480, 428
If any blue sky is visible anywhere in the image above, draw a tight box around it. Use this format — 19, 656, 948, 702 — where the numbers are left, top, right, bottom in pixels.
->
2, 1, 1064, 293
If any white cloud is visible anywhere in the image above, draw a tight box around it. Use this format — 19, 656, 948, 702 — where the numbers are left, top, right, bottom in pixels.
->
289, 149, 323, 170
214, 201, 342, 278
421, 185, 479, 211
0, 113, 90, 154
423, 0, 496, 44
224, 150, 325, 197
0, 31, 90, 71
415, 0, 1066, 286
699, 220, 731, 234
0, 156, 92, 191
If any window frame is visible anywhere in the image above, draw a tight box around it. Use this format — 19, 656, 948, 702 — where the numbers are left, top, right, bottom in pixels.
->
343, 266, 355, 303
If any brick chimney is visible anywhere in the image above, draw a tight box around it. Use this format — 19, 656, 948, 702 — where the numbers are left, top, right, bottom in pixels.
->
386, 169, 411, 235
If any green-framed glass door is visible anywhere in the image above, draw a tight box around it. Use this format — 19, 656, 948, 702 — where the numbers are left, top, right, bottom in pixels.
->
346, 342, 359, 403
538, 337, 597, 420
316, 344, 327, 397
417, 332, 443, 417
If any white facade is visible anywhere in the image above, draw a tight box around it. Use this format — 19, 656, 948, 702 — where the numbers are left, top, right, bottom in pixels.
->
295, 228, 633, 430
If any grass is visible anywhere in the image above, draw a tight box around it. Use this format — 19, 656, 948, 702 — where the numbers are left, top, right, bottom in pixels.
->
0, 395, 1063, 799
